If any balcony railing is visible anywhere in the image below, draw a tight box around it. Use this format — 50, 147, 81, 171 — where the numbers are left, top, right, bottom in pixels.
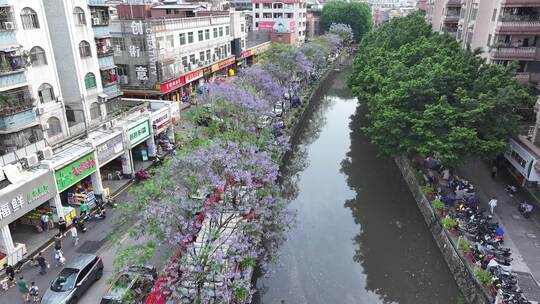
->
500, 15, 540, 22
93, 25, 111, 38
103, 83, 122, 99
0, 71, 26, 88
446, 0, 461, 6
502, 0, 540, 6
97, 49, 113, 57
515, 72, 531, 83
490, 46, 537, 60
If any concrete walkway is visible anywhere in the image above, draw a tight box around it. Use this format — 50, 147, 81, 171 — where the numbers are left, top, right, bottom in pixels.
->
457, 159, 540, 301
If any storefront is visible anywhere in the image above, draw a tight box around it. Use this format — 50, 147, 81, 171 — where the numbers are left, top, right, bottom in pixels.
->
236, 42, 272, 69
150, 101, 175, 156
125, 118, 154, 173
155, 75, 185, 102
0, 167, 57, 266
90, 130, 126, 198
504, 137, 540, 186
183, 68, 205, 98
211, 57, 236, 82
52, 148, 98, 221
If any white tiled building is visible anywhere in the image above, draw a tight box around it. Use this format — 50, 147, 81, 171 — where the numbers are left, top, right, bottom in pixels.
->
252, 0, 307, 43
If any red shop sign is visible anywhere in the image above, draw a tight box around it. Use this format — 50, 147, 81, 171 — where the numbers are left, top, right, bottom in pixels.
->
185, 69, 203, 83
258, 21, 275, 30
218, 57, 236, 70
159, 76, 186, 94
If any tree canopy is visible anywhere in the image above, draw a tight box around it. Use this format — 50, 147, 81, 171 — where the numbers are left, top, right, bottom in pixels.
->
349, 13, 534, 165
321, 1, 372, 42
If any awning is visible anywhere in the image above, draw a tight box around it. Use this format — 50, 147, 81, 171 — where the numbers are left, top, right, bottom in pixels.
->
99, 64, 116, 71
0, 44, 21, 52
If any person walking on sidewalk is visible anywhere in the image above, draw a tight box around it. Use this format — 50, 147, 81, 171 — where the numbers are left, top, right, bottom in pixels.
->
80, 201, 88, 219
34, 253, 47, 275
17, 276, 29, 302
491, 165, 498, 178
54, 249, 65, 268
54, 233, 62, 251
57, 217, 66, 234
70, 225, 79, 246
489, 197, 498, 214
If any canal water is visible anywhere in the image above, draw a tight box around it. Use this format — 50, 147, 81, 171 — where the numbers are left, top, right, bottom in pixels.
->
254, 65, 460, 304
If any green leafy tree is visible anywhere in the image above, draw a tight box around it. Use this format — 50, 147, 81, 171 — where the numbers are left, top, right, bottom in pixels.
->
321, 1, 372, 42
349, 13, 534, 165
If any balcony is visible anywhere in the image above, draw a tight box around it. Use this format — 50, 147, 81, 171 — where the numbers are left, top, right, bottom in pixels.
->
102, 83, 122, 99
490, 46, 537, 60
93, 25, 111, 38
501, 0, 540, 7
88, 0, 107, 5
97, 48, 113, 58
515, 72, 531, 83
0, 88, 35, 131
498, 15, 540, 34
446, 0, 461, 7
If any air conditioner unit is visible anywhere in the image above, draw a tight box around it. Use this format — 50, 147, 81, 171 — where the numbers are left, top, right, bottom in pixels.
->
39, 147, 53, 160
35, 107, 45, 115
120, 75, 129, 84
92, 18, 100, 25
4, 22, 14, 30
98, 94, 108, 104
23, 153, 39, 168
43, 123, 50, 130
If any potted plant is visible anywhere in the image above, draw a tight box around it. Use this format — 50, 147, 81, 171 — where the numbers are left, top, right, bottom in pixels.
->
420, 185, 434, 199
441, 216, 457, 231
458, 237, 473, 260
431, 199, 445, 217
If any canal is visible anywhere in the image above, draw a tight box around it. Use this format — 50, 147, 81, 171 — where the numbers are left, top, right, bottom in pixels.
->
254, 64, 460, 304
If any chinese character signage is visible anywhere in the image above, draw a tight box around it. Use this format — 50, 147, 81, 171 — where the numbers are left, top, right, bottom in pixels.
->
127, 120, 151, 147
152, 112, 170, 134
96, 134, 124, 165
158, 76, 186, 93
54, 152, 97, 192
212, 57, 236, 73
0, 170, 55, 227
185, 69, 203, 83
135, 65, 148, 81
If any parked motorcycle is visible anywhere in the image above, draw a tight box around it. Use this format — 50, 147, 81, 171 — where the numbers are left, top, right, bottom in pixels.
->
518, 202, 534, 218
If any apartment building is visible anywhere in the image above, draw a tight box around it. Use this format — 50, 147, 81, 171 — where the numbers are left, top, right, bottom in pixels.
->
427, 0, 540, 88
306, 4, 322, 38
111, 4, 247, 100
0, 0, 69, 160
252, 0, 307, 44
43, 0, 120, 138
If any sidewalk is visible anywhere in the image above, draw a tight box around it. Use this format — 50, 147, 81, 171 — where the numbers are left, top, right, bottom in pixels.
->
456, 159, 540, 301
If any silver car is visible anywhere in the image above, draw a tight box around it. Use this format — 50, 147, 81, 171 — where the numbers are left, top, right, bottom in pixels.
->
41, 254, 104, 304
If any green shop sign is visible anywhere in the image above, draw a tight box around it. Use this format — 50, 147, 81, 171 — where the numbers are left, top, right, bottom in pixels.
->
54, 152, 97, 192
128, 120, 151, 146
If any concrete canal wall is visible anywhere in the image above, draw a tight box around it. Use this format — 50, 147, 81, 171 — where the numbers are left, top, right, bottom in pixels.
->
395, 155, 492, 304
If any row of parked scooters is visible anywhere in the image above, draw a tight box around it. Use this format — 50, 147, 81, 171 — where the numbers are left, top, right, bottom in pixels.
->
453, 196, 531, 304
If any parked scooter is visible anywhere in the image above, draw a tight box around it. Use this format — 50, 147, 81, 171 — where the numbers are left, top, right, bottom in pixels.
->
518, 202, 534, 218
505, 185, 518, 196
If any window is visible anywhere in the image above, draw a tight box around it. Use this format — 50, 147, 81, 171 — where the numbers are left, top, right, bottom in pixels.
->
255, 13, 260, 18
213, 28, 218, 38
273, 3, 283, 9
112, 37, 125, 51
225, 26, 229, 35
255, 3, 259, 8
273, 13, 283, 18
285, 13, 293, 18
131, 36, 147, 52
181, 56, 188, 67
205, 29, 210, 40
215, 47, 220, 58
116, 64, 128, 77
487, 34, 492, 46
199, 51, 205, 62
156, 36, 164, 50
30, 46, 47, 66
263, 13, 272, 18
189, 54, 195, 64
46, 117, 62, 137
206, 50, 211, 61
84, 72, 97, 89
73, 7, 86, 25
21, 8, 39, 29
38, 83, 54, 103
179, 33, 186, 45
510, 150, 527, 168
187, 32, 194, 43
166, 35, 174, 48
263, 3, 271, 9
79, 41, 91, 58
90, 102, 100, 120
492, 8, 497, 21
198, 30, 204, 41
241, 24, 245, 33
219, 27, 223, 37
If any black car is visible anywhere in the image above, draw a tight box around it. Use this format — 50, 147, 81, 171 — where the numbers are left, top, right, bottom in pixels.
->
100, 265, 157, 304
41, 254, 104, 304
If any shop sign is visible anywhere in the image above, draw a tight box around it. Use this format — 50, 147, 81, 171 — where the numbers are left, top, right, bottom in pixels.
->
0, 171, 56, 227
152, 112, 170, 133
96, 134, 124, 165
128, 120, 151, 146
257, 21, 275, 30
252, 42, 271, 55
185, 69, 203, 83
158, 76, 186, 94
240, 49, 253, 59
211, 57, 236, 72
54, 152, 97, 193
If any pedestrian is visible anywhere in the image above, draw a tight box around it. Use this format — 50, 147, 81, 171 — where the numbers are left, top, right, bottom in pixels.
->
54, 249, 65, 267
491, 165, 498, 178
70, 225, 79, 246
57, 217, 66, 234
54, 233, 62, 251
29, 282, 39, 303
40, 214, 49, 231
17, 276, 29, 302
489, 196, 498, 215
34, 253, 47, 275
4, 263, 15, 287
80, 201, 88, 219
